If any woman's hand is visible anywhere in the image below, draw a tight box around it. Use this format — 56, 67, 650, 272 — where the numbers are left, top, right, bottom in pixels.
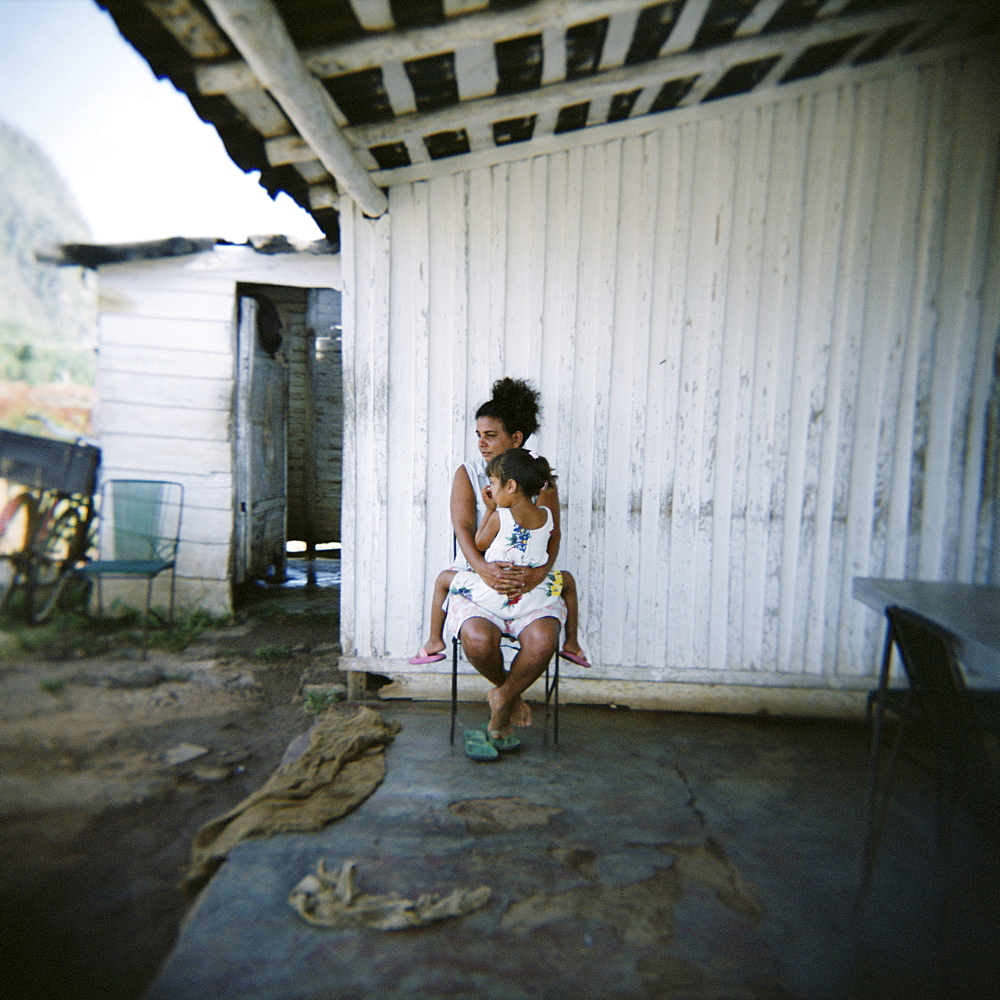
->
478, 563, 546, 597
515, 565, 548, 595
477, 561, 521, 594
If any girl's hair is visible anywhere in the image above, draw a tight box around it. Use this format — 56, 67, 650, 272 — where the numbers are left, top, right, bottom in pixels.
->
486, 448, 555, 500
475, 377, 541, 442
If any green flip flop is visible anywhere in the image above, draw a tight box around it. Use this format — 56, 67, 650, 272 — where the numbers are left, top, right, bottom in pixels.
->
464, 728, 499, 761
483, 722, 521, 752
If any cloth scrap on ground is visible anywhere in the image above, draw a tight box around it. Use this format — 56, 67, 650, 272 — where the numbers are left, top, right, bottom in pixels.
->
289, 859, 491, 931
184, 706, 401, 893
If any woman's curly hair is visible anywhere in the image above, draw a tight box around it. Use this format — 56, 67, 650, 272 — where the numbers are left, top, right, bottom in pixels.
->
475, 377, 541, 442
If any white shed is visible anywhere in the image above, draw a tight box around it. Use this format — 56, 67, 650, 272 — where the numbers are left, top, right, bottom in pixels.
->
61, 238, 342, 616
93, 1, 999, 715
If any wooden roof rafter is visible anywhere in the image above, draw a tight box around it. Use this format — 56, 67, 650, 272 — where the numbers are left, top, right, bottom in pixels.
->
201, 0, 387, 216
99, 0, 997, 245
322, 2, 948, 158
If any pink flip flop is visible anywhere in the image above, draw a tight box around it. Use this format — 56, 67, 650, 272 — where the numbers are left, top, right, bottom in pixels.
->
560, 649, 592, 668
408, 647, 447, 665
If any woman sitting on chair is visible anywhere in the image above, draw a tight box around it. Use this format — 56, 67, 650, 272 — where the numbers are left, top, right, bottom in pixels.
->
446, 447, 565, 744
408, 378, 589, 740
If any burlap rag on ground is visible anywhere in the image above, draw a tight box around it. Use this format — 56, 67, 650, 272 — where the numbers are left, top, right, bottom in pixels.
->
290, 859, 491, 931
184, 706, 400, 893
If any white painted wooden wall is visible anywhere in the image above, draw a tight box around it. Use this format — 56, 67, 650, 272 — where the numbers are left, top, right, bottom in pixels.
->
340, 51, 1000, 704
94, 246, 340, 615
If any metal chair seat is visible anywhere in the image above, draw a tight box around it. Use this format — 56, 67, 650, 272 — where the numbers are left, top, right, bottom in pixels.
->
81, 558, 174, 576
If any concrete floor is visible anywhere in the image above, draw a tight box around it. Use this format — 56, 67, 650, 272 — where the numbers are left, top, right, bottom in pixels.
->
148, 702, 998, 1000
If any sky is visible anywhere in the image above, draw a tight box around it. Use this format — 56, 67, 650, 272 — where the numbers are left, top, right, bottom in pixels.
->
0, 0, 323, 243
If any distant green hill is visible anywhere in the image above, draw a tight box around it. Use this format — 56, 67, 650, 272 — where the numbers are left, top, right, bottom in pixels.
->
0, 118, 96, 388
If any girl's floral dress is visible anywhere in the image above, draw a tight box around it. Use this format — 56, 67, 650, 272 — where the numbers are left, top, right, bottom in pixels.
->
444, 506, 566, 639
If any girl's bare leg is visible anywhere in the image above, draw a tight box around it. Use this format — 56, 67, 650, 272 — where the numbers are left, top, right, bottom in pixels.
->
419, 569, 456, 656
486, 618, 560, 737
560, 571, 584, 657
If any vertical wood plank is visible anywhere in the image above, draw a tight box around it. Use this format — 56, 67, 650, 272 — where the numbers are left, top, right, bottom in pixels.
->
864, 70, 925, 590
488, 163, 509, 383
799, 86, 855, 677
829, 78, 890, 678
741, 101, 778, 675
466, 166, 494, 424
705, 115, 739, 674
339, 203, 358, 656
504, 158, 534, 380
765, 97, 810, 675
617, 133, 660, 669
664, 122, 698, 671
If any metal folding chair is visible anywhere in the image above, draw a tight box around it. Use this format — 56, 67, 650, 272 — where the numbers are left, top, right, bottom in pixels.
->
78, 480, 184, 658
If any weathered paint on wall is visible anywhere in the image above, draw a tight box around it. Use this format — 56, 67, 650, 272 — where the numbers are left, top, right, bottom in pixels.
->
340, 51, 1000, 701
94, 246, 340, 614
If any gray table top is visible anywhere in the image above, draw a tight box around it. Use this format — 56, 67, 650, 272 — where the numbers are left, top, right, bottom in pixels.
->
853, 578, 1000, 686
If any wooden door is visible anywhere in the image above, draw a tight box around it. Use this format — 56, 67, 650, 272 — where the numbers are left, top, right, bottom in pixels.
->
233, 295, 288, 585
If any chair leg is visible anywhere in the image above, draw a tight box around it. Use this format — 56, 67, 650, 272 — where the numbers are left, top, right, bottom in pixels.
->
141, 576, 153, 661
450, 637, 459, 746
859, 689, 912, 901
543, 658, 550, 745
543, 651, 561, 746
167, 565, 177, 625
861, 623, 896, 876
865, 624, 896, 807
554, 651, 560, 745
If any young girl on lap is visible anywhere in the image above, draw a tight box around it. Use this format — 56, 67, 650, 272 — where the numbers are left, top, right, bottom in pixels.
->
445, 448, 565, 636
444, 448, 566, 741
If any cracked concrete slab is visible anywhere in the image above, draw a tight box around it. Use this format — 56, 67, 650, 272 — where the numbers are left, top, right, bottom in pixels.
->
147, 703, 998, 1000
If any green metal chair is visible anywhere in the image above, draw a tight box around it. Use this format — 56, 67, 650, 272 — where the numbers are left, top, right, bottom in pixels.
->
79, 480, 183, 657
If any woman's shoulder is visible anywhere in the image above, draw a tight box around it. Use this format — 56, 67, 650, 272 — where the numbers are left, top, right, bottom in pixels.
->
456, 458, 486, 487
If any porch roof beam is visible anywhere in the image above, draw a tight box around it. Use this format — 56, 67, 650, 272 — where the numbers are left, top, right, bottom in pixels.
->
202, 0, 387, 217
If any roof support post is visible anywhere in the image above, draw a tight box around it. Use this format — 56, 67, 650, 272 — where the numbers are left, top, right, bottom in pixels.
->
203, 0, 388, 217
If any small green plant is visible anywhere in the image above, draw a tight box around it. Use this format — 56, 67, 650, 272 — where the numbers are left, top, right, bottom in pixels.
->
303, 687, 345, 713
253, 643, 295, 662
137, 606, 232, 653
39, 678, 66, 693
0, 603, 232, 662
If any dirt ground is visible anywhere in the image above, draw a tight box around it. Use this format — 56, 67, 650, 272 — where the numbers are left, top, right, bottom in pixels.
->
0, 594, 349, 1000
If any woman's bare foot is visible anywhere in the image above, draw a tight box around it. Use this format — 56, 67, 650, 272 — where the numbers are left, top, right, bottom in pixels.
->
487, 687, 514, 738
511, 697, 532, 728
